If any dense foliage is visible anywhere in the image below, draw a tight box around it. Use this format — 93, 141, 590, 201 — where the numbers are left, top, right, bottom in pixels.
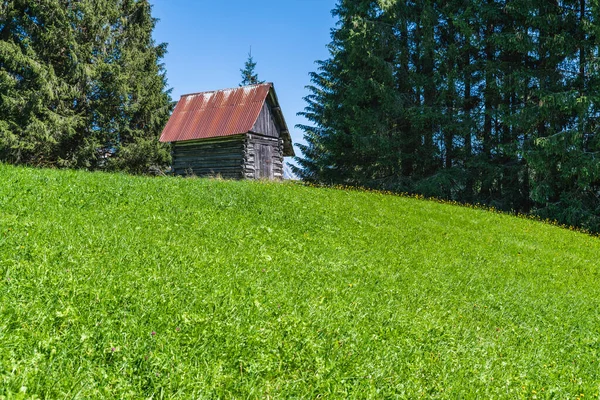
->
1, 164, 599, 397
295, 0, 600, 232
0, 0, 172, 173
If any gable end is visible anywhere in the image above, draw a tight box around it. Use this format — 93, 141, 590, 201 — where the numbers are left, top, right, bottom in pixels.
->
251, 101, 280, 138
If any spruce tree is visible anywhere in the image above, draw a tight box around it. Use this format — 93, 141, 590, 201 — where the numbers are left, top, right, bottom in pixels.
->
240, 49, 264, 86
0, 0, 173, 173
526, 0, 600, 231
294, 0, 405, 188
0, 0, 82, 166
101, 0, 173, 174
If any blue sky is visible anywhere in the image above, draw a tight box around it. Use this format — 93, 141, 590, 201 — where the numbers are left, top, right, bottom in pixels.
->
150, 0, 338, 156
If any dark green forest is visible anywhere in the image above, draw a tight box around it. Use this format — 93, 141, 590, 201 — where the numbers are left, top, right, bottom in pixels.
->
0, 0, 172, 173
295, 0, 600, 233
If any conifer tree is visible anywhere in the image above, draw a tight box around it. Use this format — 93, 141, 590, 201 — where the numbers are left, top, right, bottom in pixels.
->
294, 0, 404, 187
0, 0, 172, 173
526, 0, 600, 231
0, 0, 82, 166
240, 49, 264, 86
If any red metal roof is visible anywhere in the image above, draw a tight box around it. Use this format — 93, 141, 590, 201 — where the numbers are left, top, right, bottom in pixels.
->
160, 83, 273, 143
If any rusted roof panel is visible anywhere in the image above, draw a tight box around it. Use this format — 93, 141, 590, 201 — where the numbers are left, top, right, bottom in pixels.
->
160, 83, 273, 143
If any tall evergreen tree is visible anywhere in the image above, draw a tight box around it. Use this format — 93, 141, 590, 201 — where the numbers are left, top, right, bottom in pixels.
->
526, 0, 600, 231
0, 0, 82, 165
294, 0, 406, 188
101, 0, 173, 174
240, 49, 264, 86
0, 0, 172, 173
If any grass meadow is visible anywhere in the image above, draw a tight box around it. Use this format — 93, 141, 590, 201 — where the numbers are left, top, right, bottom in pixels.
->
0, 164, 599, 398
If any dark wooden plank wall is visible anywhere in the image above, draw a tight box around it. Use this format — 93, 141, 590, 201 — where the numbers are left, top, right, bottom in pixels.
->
243, 134, 284, 180
251, 101, 279, 138
172, 133, 284, 180
172, 135, 245, 178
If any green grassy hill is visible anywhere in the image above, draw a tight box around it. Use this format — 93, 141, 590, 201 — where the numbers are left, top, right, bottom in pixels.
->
0, 164, 599, 398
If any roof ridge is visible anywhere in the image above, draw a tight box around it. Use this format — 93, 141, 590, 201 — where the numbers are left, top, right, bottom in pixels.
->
180, 82, 273, 98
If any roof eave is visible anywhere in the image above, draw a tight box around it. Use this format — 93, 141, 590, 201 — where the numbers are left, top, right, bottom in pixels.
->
266, 85, 295, 157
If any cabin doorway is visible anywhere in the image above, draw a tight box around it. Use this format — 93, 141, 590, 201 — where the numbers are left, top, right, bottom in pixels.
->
255, 144, 273, 179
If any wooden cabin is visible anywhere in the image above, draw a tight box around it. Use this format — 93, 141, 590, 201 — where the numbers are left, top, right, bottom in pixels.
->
159, 83, 295, 179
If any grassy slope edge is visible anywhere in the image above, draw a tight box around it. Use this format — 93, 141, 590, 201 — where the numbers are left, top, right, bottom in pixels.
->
0, 164, 599, 398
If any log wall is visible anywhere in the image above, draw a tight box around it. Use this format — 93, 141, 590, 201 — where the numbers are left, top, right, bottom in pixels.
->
172, 133, 284, 180
172, 135, 245, 178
